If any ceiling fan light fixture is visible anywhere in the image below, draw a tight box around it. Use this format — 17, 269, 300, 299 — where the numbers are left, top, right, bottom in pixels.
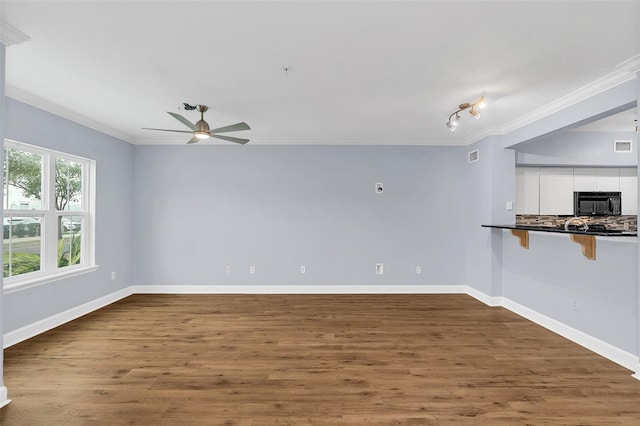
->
194, 118, 211, 139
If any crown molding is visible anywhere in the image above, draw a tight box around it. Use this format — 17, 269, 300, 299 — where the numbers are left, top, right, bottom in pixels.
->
463, 53, 640, 146
617, 54, 640, 74
463, 126, 505, 145
6, 85, 134, 144
0, 22, 30, 46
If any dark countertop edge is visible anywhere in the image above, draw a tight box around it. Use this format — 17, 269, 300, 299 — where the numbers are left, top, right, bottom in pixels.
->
481, 224, 637, 237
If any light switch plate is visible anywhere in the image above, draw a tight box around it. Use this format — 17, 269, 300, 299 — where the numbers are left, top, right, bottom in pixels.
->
506, 201, 513, 211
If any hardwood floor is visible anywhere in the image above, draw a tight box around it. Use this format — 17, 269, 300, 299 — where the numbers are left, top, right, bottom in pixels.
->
1, 294, 640, 425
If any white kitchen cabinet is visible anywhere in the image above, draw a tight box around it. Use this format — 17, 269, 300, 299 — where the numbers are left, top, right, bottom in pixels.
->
619, 168, 637, 215
573, 168, 598, 191
516, 167, 540, 214
596, 168, 620, 191
539, 168, 574, 215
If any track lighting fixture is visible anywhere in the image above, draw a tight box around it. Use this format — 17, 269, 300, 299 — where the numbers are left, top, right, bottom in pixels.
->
446, 95, 486, 131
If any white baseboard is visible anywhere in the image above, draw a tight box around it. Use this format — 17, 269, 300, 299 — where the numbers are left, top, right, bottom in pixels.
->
3, 287, 133, 348
500, 297, 640, 377
0, 386, 10, 408
131, 284, 470, 294
464, 286, 503, 307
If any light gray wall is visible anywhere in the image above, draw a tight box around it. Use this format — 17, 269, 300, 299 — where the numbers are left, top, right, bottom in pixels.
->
464, 136, 515, 297
133, 145, 468, 287
502, 233, 638, 355
516, 131, 638, 166
3, 98, 135, 333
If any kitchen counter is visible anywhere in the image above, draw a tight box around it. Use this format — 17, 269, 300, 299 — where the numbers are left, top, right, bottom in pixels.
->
482, 224, 637, 237
482, 223, 636, 260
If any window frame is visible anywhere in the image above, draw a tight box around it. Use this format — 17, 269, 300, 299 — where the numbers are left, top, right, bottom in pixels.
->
3, 139, 97, 292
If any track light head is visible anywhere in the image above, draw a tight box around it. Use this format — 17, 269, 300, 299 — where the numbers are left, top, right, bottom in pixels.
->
446, 112, 460, 131
469, 108, 481, 119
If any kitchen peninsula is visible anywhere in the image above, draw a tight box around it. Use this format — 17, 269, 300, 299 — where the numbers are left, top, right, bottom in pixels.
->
483, 219, 637, 261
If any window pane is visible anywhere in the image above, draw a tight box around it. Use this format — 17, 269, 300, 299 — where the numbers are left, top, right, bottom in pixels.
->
3, 148, 43, 210
55, 158, 83, 211
3, 216, 42, 278
58, 215, 82, 268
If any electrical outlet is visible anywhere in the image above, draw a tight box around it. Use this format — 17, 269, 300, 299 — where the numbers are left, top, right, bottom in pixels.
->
376, 263, 384, 275
225, 265, 231, 274
416, 266, 422, 274
249, 265, 255, 274
111, 271, 116, 280
375, 182, 383, 193
300, 265, 306, 274
572, 300, 579, 310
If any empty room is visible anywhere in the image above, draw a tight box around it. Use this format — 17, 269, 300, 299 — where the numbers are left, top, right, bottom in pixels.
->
1, 1, 640, 424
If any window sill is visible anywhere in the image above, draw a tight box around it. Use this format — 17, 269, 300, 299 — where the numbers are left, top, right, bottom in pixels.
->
3, 265, 100, 294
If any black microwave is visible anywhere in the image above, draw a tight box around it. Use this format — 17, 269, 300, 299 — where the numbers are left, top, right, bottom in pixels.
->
573, 191, 621, 216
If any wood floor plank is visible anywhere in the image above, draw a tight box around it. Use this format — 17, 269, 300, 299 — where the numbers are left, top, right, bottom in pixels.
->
1, 294, 640, 425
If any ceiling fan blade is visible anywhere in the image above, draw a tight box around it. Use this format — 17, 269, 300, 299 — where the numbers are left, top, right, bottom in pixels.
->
167, 112, 196, 130
142, 127, 194, 134
210, 122, 251, 134
211, 134, 250, 145
187, 137, 200, 144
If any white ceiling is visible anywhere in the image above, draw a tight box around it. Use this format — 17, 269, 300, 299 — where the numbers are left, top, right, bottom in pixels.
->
2, 1, 639, 146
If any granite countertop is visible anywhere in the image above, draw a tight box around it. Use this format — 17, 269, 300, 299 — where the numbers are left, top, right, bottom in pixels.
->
481, 224, 637, 237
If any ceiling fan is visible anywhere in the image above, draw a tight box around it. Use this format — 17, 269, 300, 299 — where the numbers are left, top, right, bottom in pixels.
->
143, 103, 251, 144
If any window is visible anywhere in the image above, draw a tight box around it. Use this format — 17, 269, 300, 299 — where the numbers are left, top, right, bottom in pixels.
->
3, 140, 96, 289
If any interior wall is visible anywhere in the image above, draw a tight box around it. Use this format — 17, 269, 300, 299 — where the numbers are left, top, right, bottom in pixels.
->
502, 233, 638, 356
464, 136, 516, 298
515, 131, 638, 166
2, 98, 135, 334
132, 144, 468, 287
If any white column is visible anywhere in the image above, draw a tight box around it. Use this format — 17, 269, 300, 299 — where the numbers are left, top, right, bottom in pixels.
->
0, 42, 9, 408
0, 20, 29, 408
635, 71, 640, 380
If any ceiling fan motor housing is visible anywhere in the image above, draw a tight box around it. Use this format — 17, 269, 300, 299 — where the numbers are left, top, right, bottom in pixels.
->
195, 120, 210, 133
